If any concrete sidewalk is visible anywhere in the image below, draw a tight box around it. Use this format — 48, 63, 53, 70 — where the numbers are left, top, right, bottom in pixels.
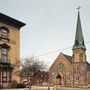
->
29, 86, 90, 90
31, 86, 54, 90
1, 86, 90, 90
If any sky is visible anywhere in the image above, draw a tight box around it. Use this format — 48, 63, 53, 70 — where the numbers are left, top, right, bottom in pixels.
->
0, 0, 90, 68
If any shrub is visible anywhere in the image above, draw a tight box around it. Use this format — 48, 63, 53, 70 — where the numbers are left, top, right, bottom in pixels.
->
0, 84, 4, 89
8, 80, 18, 88
16, 83, 25, 88
8, 80, 25, 88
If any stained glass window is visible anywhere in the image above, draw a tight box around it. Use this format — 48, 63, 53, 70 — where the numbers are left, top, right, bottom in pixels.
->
58, 63, 64, 71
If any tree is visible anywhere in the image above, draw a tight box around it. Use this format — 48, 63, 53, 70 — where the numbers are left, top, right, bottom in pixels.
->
20, 56, 47, 76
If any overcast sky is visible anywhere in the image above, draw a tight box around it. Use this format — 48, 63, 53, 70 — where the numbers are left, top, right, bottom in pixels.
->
0, 0, 90, 68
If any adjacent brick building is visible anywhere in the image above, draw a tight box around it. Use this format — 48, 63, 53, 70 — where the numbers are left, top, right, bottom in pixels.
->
0, 13, 25, 86
20, 70, 48, 85
49, 12, 90, 86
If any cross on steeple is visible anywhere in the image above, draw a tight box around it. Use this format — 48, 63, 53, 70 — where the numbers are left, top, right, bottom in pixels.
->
77, 6, 81, 12
76, 0, 81, 12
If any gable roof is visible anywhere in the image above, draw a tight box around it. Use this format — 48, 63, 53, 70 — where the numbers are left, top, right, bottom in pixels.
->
50, 52, 90, 71
62, 54, 72, 63
49, 52, 72, 70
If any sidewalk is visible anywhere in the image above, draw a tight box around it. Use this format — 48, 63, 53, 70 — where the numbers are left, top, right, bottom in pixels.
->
31, 86, 54, 90
1, 86, 90, 90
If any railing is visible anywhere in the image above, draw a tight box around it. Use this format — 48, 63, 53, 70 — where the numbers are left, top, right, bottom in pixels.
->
0, 59, 10, 63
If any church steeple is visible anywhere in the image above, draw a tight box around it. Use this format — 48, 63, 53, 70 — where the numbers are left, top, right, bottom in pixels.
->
73, 12, 86, 50
72, 10, 87, 86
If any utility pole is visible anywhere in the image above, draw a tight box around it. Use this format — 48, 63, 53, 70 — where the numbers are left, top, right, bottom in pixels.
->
48, 71, 50, 90
29, 82, 31, 90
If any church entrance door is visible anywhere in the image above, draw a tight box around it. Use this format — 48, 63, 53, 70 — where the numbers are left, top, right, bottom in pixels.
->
56, 74, 64, 85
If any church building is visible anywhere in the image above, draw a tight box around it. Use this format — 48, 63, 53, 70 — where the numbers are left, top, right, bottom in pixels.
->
0, 13, 25, 86
49, 12, 90, 86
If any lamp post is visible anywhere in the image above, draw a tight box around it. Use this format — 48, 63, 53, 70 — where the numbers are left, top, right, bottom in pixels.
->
52, 73, 57, 90
29, 82, 31, 90
48, 71, 50, 90
48, 82, 50, 90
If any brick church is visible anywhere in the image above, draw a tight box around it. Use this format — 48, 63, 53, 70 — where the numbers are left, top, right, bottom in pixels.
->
49, 12, 90, 86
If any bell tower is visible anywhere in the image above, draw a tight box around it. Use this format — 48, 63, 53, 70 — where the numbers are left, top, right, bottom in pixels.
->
72, 11, 87, 86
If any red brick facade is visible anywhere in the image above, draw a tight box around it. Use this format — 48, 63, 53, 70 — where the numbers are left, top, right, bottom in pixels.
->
20, 70, 48, 85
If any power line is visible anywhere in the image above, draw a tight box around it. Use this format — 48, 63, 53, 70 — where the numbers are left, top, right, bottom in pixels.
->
35, 46, 71, 57
35, 41, 90, 57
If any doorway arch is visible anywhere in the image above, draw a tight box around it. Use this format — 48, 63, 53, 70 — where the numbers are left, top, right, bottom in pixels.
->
56, 73, 61, 79
56, 73, 64, 85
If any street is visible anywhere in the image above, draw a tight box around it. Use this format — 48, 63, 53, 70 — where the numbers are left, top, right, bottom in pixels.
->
2, 86, 90, 90
30, 86, 90, 90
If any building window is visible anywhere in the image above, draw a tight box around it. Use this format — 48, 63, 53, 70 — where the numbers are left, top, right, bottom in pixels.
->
0, 27, 9, 40
74, 74, 79, 81
59, 58, 63, 62
0, 43, 10, 63
1, 29, 8, 38
2, 71, 7, 83
74, 65, 79, 72
58, 63, 64, 71
66, 73, 70, 80
80, 53, 83, 62
76, 65, 79, 71
76, 76, 79, 81
1, 48, 8, 63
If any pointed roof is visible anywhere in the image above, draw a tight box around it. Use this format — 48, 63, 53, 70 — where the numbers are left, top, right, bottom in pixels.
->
49, 53, 72, 70
73, 12, 86, 50
63, 54, 72, 63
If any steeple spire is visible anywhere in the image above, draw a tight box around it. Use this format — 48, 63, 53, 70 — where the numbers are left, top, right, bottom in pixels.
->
73, 12, 86, 50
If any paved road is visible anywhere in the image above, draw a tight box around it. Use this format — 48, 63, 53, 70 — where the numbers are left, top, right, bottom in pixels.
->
1, 86, 90, 90
56, 87, 90, 90
31, 86, 90, 90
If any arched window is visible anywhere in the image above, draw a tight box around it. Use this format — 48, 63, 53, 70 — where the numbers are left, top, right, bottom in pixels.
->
0, 26, 9, 39
66, 73, 70, 81
80, 53, 83, 62
74, 73, 79, 81
1, 48, 8, 63
58, 63, 64, 71
74, 64, 79, 73
0, 43, 10, 63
